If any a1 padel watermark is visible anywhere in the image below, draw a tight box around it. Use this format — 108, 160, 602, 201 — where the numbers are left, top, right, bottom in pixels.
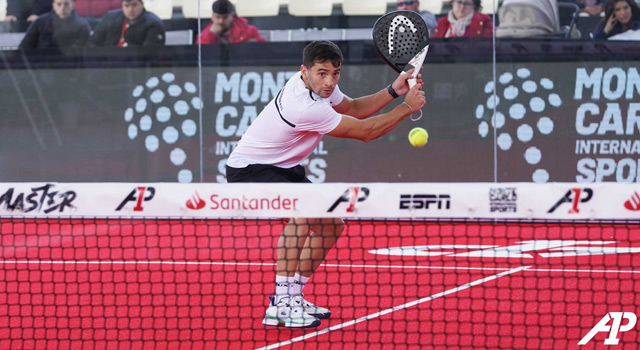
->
578, 312, 637, 345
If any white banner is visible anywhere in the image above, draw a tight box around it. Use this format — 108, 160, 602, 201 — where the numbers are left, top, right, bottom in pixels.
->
0, 183, 638, 220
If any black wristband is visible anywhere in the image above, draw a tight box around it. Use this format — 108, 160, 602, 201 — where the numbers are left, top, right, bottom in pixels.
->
387, 84, 399, 99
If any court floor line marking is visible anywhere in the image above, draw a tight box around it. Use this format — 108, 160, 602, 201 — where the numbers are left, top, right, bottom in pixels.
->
526, 267, 640, 274
0, 260, 637, 274
255, 266, 531, 350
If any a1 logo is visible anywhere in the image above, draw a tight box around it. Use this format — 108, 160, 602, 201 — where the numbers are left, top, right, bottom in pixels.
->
115, 186, 155, 212
578, 312, 637, 345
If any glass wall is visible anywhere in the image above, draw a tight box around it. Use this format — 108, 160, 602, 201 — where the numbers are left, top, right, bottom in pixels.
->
0, 0, 637, 184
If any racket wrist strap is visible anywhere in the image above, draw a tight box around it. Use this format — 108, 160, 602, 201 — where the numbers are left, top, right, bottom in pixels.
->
401, 102, 414, 115
386, 84, 399, 99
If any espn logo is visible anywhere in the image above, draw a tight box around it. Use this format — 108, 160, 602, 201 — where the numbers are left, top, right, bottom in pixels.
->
399, 194, 451, 210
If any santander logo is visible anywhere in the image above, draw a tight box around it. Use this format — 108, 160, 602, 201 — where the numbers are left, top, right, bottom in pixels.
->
186, 191, 206, 210
624, 192, 640, 211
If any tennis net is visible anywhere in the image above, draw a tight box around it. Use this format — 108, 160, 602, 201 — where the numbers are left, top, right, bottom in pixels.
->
0, 182, 639, 349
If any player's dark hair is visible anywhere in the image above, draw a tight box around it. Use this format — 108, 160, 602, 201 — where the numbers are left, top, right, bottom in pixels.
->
302, 41, 343, 69
212, 0, 236, 15
122, 0, 142, 3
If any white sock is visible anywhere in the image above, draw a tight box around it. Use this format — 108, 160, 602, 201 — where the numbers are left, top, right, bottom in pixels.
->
274, 275, 296, 303
291, 273, 310, 295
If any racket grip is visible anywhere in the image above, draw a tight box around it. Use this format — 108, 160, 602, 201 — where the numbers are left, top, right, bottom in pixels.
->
408, 78, 417, 88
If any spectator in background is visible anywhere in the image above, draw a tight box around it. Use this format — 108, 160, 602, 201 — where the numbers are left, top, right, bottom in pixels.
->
561, 0, 605, 16
89, 0, 165, 47
197, 0, 264, 44
5, 0, 52, 32
73, 0, 121, 28
433, 0, 493, 38
579, 0, 606, 16
19, 0, 90, 52
593, 0, 640, 38
396, 0, 437, 35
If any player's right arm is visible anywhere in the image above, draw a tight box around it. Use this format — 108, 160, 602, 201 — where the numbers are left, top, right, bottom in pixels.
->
327, 84, 425, 142
333, 68, 421, 120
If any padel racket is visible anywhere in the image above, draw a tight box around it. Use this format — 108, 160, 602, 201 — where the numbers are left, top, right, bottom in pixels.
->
372, 10, 429, 88
373, 11, 429, 121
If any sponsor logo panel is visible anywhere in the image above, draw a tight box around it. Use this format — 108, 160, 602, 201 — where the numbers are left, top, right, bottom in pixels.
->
399, 194, 451, 210
116, 186, 156, 212
185, 191, 301, 211
624, 191, 640, 211
0, 184, 76, 214
327, 187, 370, 213
186, 191, 206, 210
490, 187, 517, 213
548, 187, 593, 214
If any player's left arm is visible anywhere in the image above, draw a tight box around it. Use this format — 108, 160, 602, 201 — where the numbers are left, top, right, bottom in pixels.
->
333, 68, 422, 119
328, 84, 425, 142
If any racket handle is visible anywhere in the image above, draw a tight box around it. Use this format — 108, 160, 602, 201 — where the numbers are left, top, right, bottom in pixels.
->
408, 78, 417, 88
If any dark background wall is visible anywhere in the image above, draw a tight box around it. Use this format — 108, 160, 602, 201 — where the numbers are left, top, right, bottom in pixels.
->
1, 40, 639, 183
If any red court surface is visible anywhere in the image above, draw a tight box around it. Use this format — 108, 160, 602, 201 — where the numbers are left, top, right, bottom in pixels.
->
0, 218, 639, 349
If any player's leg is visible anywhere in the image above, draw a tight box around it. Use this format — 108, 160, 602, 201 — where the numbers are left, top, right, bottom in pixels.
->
275, 218, 311, 277
298, 218, 345, 276
291, 218, 345, 319
263, 218, 320, 328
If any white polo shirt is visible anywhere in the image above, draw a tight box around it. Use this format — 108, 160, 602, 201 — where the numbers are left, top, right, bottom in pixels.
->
227, 71, 344, 168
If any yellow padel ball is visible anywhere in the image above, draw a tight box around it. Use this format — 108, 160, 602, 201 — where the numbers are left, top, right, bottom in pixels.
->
408, 127, 428, 147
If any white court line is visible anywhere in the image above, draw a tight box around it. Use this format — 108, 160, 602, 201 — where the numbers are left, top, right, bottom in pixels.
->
0, 260, 637, 275
0, 260, 276, 267
254, 266, 531, 350
526, 267, 640, 274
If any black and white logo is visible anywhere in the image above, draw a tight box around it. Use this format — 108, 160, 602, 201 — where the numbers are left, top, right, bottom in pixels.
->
0, 184, 76, 214
489, 187, 517, 213
328, 187, 370, 213
116, 186, 156, 212
399, 194, 451, 210
548, 188, 593, 214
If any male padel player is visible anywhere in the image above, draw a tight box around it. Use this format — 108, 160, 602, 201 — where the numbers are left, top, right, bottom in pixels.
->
226, 40, 426, 328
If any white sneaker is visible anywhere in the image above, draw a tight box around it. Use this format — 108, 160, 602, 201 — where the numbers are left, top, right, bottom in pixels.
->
262, 295, 321, 328
291, 294, 332, 319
